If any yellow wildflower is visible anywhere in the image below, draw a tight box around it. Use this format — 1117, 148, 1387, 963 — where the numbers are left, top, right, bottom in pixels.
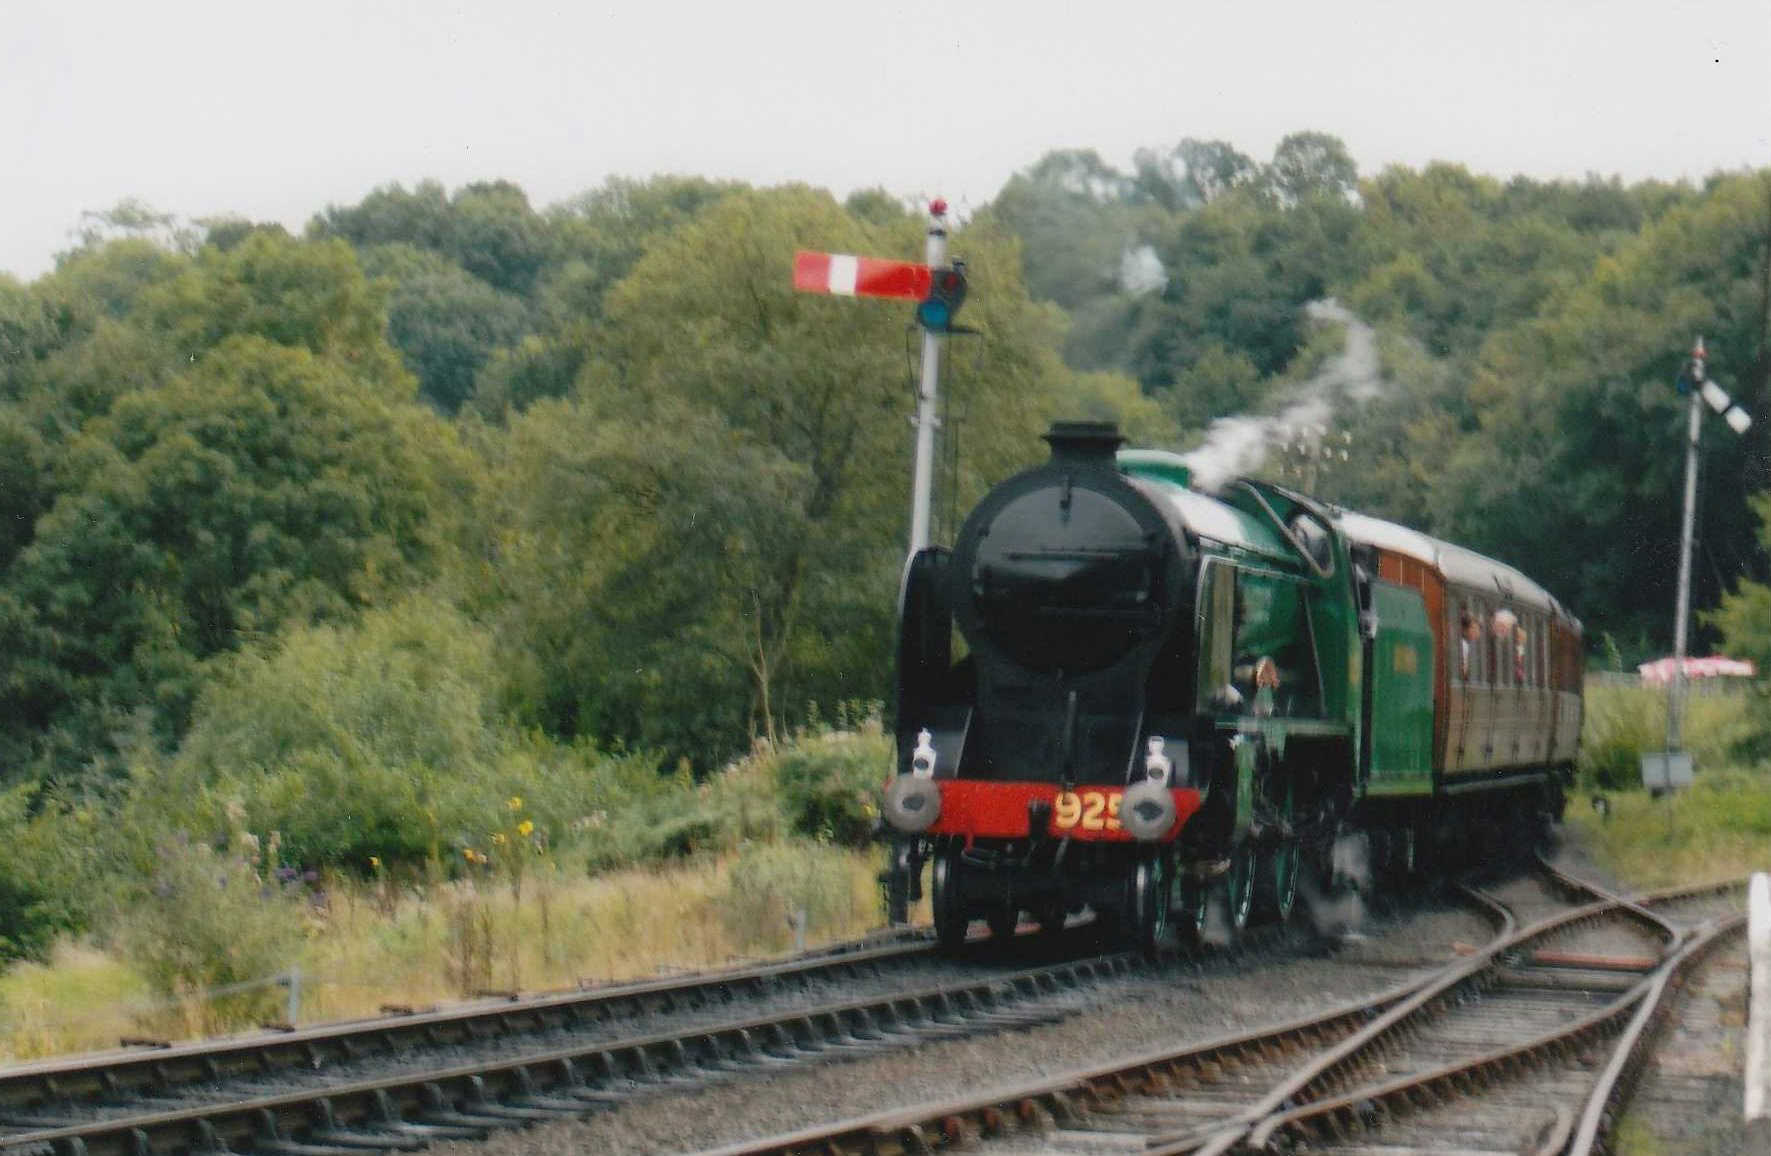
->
369, 856, 381, 870
492, 832, 507, 845
506, 796, 523, 812
517, 820, 534, 838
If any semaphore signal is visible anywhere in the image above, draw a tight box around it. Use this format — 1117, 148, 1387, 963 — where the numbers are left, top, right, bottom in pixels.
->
792, 199, 969, 559
792, 251, 932, 300
1652, 335, 1755, 797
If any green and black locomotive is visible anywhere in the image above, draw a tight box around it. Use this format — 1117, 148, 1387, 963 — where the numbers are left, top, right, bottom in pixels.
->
882, 421, 1583, 952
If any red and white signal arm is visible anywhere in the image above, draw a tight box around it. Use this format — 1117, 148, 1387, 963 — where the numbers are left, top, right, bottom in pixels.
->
793, 251, 932, 301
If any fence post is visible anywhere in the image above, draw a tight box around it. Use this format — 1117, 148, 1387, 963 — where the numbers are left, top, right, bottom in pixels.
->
286, 965, 301, 1027
1747, 873, 1770, 1120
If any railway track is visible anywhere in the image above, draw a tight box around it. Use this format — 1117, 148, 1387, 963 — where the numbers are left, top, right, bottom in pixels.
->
0, 928, 1160, 1155
0, 866, 1741, 1155
689, 868, 1746, 1156
0, 928, 936, 1120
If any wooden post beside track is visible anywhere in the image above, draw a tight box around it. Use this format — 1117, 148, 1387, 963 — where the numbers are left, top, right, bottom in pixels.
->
1747, 872, 1770, 1121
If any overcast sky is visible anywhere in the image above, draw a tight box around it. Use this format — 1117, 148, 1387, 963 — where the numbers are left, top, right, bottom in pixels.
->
7, 0, 1769, 281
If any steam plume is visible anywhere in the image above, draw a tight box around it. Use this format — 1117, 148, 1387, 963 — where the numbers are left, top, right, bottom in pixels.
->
1119, 245, 1168, 295
1181, 299, 1384, 491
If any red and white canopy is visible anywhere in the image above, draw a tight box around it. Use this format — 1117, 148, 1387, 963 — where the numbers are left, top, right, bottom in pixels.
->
1637, 655, 1758, 685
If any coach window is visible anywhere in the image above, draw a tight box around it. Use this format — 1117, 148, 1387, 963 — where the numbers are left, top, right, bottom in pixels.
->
1456, 603, 1484, 684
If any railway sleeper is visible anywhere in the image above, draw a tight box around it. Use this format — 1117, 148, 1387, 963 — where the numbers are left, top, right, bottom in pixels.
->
305, 1101, 426, 1152
367, 1090, 483, 1141
504, 1068, 599, 1115
252, 1109, 363, 1156
416, 1082, 527, 1132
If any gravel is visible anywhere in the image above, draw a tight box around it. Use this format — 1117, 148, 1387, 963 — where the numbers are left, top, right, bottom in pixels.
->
416, 832, 1760, 1156
1617, 935, 1766, 1154
430, 896, 1495, 1156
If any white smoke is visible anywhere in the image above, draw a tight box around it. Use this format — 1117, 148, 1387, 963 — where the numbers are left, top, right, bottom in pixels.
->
1181, 298, 1385, 492
1118, 245, 1168, 295
1302, 298, 1384, 401
1299, 832, 1371, 940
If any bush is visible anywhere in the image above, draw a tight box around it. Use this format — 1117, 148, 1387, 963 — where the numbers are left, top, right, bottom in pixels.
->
110, 835, 303, 1033
770, 717, 890, 847
0, 786, 85, 963
580, 768, 783, 874
718, 841, 868, 953
161, 597, 680, 872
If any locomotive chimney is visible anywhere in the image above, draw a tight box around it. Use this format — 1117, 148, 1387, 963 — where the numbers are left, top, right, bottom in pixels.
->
1043, 420, 1125, 465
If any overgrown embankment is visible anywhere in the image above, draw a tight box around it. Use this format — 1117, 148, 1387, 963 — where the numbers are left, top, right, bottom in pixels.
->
1570, 680, 1771, 889
0, 719, 895, 1061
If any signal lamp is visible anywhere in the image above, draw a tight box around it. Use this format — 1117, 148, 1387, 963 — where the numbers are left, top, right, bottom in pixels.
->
916, 263, 968, 332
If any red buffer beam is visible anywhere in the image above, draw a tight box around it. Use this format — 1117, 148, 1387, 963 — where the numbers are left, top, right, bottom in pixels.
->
793, 250, 931, 300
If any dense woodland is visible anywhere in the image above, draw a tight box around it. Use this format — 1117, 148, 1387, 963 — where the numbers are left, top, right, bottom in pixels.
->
2, 132, 1770, 964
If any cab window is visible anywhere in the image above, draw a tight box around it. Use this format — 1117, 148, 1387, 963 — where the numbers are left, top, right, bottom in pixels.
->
1231, 570, 1321, 717
1195, 561, 1236, 712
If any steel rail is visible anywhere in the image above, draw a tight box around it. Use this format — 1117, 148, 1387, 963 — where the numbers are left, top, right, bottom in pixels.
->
1175, 884, 1677, 1156
1235, 908, 1747, 1155
688, 884, 1520, 1156
0, 930, 935, 1116
685, 871, 1733, 1156
1567, 913, 1747, 1155
0, 952, 1141, 1154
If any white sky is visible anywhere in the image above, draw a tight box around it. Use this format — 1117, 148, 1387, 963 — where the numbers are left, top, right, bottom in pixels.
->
6, 0, 1769, 281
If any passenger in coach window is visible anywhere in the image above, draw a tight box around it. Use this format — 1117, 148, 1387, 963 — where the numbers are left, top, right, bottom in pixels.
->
1458, 610, 1480, 681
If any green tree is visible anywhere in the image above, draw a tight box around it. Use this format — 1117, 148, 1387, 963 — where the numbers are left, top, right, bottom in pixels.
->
1710, 494, 1771, 673
1, 337, 451, 783
1267, 131, 1358, 204
360, 244, 531, 414
142, 232, 408, 393
487, 186, 1074, 765
1428, 173, 1771, 655
986, 150, 1146, 311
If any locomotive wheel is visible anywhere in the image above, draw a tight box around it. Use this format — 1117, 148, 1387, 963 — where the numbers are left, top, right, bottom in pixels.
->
1034, 901, 1070, 935
1175, 870, 1210, 946
986, 905, 1019, 941
1255, 780, 1298, 923
930, 840, 970, 950
1218, 842, 1256, 934
883, 841, 914, 926
1129, 851, 1172, 957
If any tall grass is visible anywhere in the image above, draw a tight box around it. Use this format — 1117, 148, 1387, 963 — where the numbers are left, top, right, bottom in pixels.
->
0, 844, 883, 1062
1579, 680, 1760, 789
1573, 678, 1771, 888
1567, 768, 1771, 890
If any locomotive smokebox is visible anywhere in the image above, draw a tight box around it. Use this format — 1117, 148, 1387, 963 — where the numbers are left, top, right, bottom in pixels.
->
1042, 420, 1125, 465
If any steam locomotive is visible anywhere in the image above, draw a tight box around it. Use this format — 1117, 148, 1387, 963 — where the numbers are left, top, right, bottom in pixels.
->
881, 422, 1582, 952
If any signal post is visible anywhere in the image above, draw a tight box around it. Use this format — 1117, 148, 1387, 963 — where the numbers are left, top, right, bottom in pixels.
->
792, 199, 969, 560
1648, 336, 1753, 799
908, 202, 948, 554
791, 200, 970, 925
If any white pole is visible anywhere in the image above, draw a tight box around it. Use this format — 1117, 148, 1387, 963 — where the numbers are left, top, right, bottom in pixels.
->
1747, 872, 1771, 1120
1667, 337, 1704, 755
907, 201, 948, 556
